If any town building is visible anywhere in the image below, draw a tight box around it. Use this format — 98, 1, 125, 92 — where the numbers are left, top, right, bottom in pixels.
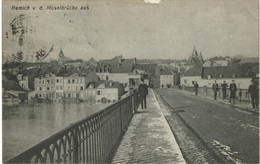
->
85, 82, 99, 102
17, 74, 29, 90
63, 73, 86, 100
96, 55, 138, 90
3, 91, 20, 106
180, 64, 203, 87
159, 67, 175, 88
201, 64, 259, 89
96, 81, 125, 103
134, 63, 160, 88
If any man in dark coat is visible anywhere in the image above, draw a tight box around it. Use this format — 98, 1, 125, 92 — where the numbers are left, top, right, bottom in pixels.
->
248, 80, 259, 110
229, 80, 237, 104
194, 81, 199, 96
221, 81, 228, 100
138, 79, 148, 109
212, 81, 219, 100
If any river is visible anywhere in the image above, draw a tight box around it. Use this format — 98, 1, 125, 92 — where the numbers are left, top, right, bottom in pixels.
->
2, 102, 108, 162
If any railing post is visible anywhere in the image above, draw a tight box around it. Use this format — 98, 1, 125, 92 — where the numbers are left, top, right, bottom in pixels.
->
73, 128, 79, 163
132, 92, 135, 114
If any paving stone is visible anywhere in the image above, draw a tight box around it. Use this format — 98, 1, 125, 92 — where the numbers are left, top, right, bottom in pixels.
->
111, 89, 186, 164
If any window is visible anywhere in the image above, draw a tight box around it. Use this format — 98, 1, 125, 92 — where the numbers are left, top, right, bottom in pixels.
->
39, 87, 42, 91
219, 74, 223, 78
72, 79, 75, 83
60, 86, 62, 90
97, 90, 101, 95
47, 87, 50, 90
232, 74, 237, 78
68, 79, 71, 83
47, 80, 50, 84
184, 79, 187, 84
207, 75, 211, 80
39, 81, 41, 84
56, 86, 59, 90
192, 81, 195, 84
68, 93, 71, 98
80, 86, 83, 90
57, 79, 59, 83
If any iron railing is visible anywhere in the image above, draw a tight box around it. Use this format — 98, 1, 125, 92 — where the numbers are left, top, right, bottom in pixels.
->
8, 91, 140, 164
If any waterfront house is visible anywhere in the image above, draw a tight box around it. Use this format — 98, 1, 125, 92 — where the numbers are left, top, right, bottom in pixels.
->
17, 74, 29, 90
96, 55, 137, 90
85, 82, 99, 102
2, 91, 20, 106
96, 81, 125, 103
63, 73, 85, 100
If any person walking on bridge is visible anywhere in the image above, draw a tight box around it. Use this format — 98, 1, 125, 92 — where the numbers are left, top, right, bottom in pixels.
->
212, 81, 219, 100
194, 81, 199, 96
229, 80, 237, 104
221, 81, 228, 100
138, 79, 148, 109
248, 80, 259, 110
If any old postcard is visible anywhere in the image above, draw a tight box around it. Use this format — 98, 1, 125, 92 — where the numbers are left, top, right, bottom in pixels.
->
2, 0, 259, 163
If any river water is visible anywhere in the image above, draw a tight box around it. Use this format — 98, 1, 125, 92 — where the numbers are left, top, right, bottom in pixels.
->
2, 102, 108, 162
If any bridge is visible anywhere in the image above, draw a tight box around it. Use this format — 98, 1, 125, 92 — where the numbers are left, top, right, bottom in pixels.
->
7, 89, 186, 163
8, 91, 139, 163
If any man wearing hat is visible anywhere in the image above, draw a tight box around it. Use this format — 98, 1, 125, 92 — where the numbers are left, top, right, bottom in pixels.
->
138, 79, 148, 109
212, 81, 219, 100
248, 80, 259, 110
221, 81, 228, 100
229, 80, 237, 104
194, 81, 199, 96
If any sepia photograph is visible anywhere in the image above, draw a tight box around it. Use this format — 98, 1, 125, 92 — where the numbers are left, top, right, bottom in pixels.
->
2, 0, 259, 163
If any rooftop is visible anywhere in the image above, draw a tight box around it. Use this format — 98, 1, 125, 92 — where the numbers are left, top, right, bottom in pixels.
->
183, 64, 203, 76
202, 63, 259, 79
134, 64, 158, 74
160, 67, 173, 75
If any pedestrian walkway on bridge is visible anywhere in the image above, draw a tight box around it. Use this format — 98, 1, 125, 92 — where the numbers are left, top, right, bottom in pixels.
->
111, 89, 186, 164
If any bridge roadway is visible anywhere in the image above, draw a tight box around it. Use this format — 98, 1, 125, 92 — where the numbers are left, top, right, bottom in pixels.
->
111, 89, 186, 163
156, 88, 259, 163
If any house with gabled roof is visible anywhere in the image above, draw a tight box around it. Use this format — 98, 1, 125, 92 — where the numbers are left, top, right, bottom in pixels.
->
201, 63, 258, 89
181, 64, 203, 87
160, 67, 175, 88
133, 63, 160, 88
96, 81, 125, 103
95, 55, 137, 90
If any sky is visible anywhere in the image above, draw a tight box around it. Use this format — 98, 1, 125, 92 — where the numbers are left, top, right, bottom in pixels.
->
2, 0, 259, 61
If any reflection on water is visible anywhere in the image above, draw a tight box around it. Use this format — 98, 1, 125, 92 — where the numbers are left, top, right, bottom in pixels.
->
2, 102, 108, 162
